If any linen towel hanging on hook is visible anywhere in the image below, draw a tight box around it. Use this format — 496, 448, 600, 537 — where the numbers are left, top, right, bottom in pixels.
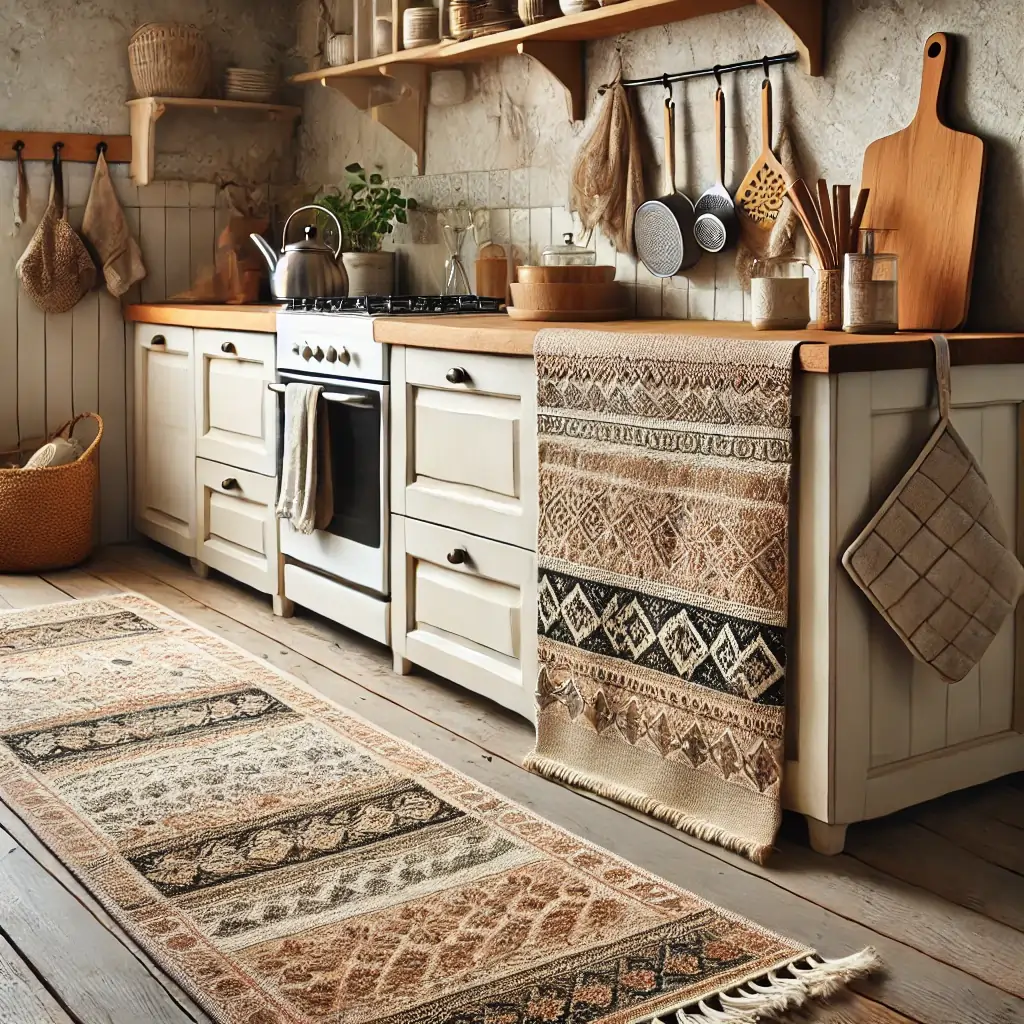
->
15, 144, 95, 314
82, 146, 146, 298
569, 74, 644, 256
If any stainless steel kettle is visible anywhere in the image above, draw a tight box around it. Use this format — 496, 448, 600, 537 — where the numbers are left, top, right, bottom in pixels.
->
250, 205, 349, 299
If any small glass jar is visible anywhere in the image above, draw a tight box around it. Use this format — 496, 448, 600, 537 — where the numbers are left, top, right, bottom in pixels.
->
844, 243, 899, 333
750, 256, 811, 330
541, 232, 596, 267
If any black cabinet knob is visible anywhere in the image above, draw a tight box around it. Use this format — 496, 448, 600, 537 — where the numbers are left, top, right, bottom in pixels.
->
221, 478, 239, 490
446, 547, 467, 565
151, 334, 166, 346
220, 340, 236, 354
445, 367, 469, 384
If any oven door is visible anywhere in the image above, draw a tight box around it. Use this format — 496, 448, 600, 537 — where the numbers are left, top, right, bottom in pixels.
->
272, 372, 389, 596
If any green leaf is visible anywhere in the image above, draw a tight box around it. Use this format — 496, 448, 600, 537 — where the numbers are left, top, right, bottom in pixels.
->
395, 209, 407, 225
407, 197, 418, 210
369, 172, 384, 185
344, 162, 364, 174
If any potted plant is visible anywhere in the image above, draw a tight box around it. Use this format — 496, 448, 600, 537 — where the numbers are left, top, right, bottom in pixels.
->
315, 164, 415, 296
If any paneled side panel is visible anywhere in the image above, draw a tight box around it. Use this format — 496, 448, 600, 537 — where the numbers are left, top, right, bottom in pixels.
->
945, 408, 984, 746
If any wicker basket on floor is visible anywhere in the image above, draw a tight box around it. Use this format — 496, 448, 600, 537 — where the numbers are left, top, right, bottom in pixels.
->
129, 23, 211, 98
0, 413, 103, 573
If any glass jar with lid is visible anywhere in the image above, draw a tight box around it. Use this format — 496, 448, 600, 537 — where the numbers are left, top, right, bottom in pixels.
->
541, 232, 596, 267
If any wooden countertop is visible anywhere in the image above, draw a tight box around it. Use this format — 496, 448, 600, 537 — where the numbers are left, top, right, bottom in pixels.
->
372, 316, 1024, 374
124, 303, 281, 333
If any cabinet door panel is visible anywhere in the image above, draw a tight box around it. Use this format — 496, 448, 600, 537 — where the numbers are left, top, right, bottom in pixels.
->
194, 330, 277, 475
394, 348, 536, 549
391, 514, 536, 721
134, 325, 195, 554
195, 459, 279, 594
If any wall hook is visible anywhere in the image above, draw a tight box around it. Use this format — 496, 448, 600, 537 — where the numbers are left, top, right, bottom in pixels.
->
12, 140, 24, 153
96, 141, 108, 155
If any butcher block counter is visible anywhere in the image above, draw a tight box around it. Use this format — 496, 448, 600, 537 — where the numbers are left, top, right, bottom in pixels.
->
373, 315, 1024, 373
125, 303, 280, 333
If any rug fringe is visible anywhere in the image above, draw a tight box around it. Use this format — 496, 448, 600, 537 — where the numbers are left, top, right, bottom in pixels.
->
642, 947, 883, 1023
523, 752, 774, 864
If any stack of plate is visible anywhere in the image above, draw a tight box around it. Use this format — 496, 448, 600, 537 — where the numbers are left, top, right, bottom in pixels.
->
224, 67, 276, 103
509, 265, 628, 321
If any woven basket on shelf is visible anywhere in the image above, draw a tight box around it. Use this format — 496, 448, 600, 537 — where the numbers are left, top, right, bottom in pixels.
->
129, 23, 211, 98
0, 413, 103, 573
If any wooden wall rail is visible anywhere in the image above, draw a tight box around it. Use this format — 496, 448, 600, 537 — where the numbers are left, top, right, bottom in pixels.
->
0, 131, 132, 164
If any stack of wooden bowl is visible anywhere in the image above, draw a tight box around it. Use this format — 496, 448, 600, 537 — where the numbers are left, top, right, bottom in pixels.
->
508, 265, 628, 321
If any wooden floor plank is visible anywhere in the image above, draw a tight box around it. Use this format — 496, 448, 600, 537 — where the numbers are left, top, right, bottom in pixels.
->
40, 568, 122, 600
0, 575, 70, 608
0, 821, 200, 1023
88, 545, 1024, 1001
798, 992, 923, 1023
66, 561, 1024, 1024
914, 801, 1024, 876
0, 933, 74, 1024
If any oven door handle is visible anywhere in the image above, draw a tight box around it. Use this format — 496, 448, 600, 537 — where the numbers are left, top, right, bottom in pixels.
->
268, 382, 374, 409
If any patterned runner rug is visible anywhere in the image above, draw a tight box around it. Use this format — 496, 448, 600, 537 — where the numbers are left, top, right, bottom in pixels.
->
526, 330, 800, 864
0, 595, 876, 1023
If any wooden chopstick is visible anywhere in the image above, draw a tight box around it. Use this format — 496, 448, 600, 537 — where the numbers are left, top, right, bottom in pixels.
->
835, 184, 852, 259
785, 179, 834, 270
849, 188, 870, 254
817, 179, 838, 268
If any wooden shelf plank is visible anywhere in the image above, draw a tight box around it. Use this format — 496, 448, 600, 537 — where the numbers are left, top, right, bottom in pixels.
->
290, 0, 823, 84
125, 98, 302, 186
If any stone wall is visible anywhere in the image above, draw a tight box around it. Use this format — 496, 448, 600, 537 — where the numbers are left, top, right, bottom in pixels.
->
297, 0, 1024, 329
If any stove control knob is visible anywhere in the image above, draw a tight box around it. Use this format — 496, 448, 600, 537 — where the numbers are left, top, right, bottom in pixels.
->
291, 343, 301, 354
313, 346, 325, 361
338, 347, 351, 365
325, 345, 337, 363
301, 345, 313, 361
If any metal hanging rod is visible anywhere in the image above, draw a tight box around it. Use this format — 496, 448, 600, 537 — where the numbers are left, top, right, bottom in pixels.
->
598, 52, 799, 94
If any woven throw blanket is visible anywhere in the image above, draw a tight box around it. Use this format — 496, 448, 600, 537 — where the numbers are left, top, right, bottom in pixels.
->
0, 595, 878, 1024
525, 330, 800, 864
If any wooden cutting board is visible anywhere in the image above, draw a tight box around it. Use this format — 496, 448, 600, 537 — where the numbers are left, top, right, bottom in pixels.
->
860, 32, 985, 330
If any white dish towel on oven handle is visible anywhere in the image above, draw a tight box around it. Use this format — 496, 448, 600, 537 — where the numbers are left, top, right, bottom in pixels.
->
276, 383, 321, 535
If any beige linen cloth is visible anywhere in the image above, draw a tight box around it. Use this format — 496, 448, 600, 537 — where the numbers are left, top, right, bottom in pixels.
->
843, 334, 1024, 682
275, 384, 333, 535
82, 151, 146, 298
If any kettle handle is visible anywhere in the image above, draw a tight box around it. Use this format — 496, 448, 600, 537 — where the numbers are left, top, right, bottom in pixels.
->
281, 204, 343, 258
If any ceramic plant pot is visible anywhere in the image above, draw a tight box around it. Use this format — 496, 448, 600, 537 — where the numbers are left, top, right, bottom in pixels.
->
342, 251, 396, 296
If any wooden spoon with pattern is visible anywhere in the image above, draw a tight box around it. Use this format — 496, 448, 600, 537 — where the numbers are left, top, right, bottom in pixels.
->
734, 76, 790, 234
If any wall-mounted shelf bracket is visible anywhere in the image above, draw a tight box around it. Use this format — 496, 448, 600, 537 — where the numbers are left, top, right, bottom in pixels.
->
517, 41, 584, 121
323, 65, 427, 173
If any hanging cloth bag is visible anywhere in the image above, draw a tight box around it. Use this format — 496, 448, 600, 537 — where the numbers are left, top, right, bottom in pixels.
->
16, 145, 96, 314
82, 149, 146, 298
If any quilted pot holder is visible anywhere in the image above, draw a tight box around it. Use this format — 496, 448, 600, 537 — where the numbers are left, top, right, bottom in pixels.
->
842, 334, 1024, 683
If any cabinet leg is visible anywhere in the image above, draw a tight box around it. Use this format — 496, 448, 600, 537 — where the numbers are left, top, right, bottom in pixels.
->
806, 818, 848, 856
273, 595, 295, 618
189, 558, 210, 579
393, 653, 412, 675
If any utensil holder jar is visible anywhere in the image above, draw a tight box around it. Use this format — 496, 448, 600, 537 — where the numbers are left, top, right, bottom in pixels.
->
812, 268, 843, 331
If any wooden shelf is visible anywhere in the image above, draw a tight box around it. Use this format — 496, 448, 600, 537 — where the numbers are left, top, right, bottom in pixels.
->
126, 97, 302, 186
290, 0, 822, 168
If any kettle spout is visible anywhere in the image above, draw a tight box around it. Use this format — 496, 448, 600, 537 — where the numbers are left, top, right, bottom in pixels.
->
249, 233, 279, 273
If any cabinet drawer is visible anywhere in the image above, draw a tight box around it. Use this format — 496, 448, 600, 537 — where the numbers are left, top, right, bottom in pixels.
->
393, 347, 537, 550
392, 515, 536, 721
194, 330, 277, 475
195, 459, 279, 595
135, 325, 195, 555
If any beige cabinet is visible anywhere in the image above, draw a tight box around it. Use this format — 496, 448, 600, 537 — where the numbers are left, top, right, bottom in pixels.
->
392, 347, 537, 550
195, 459, 279, 594
134, 324, 196, 554
390, 345, 538, 719
194, 330, 277, 476
134, 324, 284, 609
392, 515, 536, 720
